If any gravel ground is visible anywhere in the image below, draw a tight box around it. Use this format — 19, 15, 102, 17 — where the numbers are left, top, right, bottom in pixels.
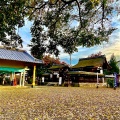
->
0, 86, 120, 120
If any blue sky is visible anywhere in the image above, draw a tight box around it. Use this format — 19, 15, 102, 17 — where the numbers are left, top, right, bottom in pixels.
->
18, 6, 120, 66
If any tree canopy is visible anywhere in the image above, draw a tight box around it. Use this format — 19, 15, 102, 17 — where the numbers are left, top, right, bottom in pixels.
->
108, 54, 119, 74
28, 0, 117, 58
0, 0, 26, 47
0, 0, 119, 58
104, 54, 119, 75
43, 54, 67, 66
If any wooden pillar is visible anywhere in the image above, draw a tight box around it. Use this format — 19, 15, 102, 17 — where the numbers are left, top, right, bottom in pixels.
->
22, 70, 25, 86
100, 68, 104, 84
19, 72, 22, 86
32, 65, 36, 87
10, 73, 12, 81
12, 72, 14, 81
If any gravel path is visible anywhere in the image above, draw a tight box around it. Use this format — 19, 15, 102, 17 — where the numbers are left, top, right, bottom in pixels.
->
0, 86, 120, 120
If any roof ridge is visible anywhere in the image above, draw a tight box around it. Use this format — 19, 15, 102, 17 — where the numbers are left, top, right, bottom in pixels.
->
79, 55, 105, 61
0, 47, 42, 64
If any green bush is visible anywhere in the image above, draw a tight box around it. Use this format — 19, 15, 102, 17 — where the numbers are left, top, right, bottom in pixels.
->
107, 79, 114, 88
72, 82, 80, 87
63, 82, 68, 87
28, 78, 32, 84
41, 82, 48, 86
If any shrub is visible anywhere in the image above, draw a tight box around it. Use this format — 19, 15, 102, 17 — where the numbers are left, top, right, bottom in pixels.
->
107, 79, 114, 88
72, 82, 80, 87
41, 82, 48, 86
63, 82, 68, 87
28, 78, 33, 84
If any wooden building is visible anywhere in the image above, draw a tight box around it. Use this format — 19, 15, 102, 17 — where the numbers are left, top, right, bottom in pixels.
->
42, 64, 69, 84
69, 55, 111, 84
0, 47, 43, 86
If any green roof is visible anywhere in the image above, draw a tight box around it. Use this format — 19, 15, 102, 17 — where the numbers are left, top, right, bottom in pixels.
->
0, 67, 24, 72
49, 64, 69, 70
42, 73, 50, 76
72, 55, 108, 69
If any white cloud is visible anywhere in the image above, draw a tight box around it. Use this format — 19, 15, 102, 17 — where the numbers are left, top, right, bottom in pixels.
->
101, 40, 120, 61
102, 13, 120, 61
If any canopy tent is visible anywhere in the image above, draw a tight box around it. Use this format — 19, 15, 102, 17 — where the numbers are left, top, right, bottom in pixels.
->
0, 67, 24, 72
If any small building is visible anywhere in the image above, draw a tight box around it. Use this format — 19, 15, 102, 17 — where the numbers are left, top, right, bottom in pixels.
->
0, 47, 43, 86
69, 55, 111, 85
42, 73, 51, 83
42, 64, 69, 85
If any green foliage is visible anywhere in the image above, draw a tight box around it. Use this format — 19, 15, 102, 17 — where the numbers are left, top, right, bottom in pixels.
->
27, 77, 33, 84
29, 0, 116, 57
36, 64, 48, 78
72, 83, 80, 87
0, 0, 117, 56
62, 82, 68, 87
107, 54, 119, 75
107, 79, 114, 88
40, 82, 48, 86
0, 0, 25, 47
103, 69, 109, 75
27, 65, 46, 79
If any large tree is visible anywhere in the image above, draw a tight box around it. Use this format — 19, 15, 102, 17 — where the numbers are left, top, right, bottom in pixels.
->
0, 0, 119, 55
29, 0, 117, 58
0, 0, 27, 47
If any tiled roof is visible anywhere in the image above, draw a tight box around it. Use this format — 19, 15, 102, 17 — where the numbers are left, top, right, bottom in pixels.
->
0, 48, 42, 64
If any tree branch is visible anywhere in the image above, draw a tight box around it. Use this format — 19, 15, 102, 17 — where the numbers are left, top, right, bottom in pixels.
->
27, 2, 48, 19
50, 4, 66, 34
61, 0, 76, 4
102, 0, 105, 28
75, 0, 82, 28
